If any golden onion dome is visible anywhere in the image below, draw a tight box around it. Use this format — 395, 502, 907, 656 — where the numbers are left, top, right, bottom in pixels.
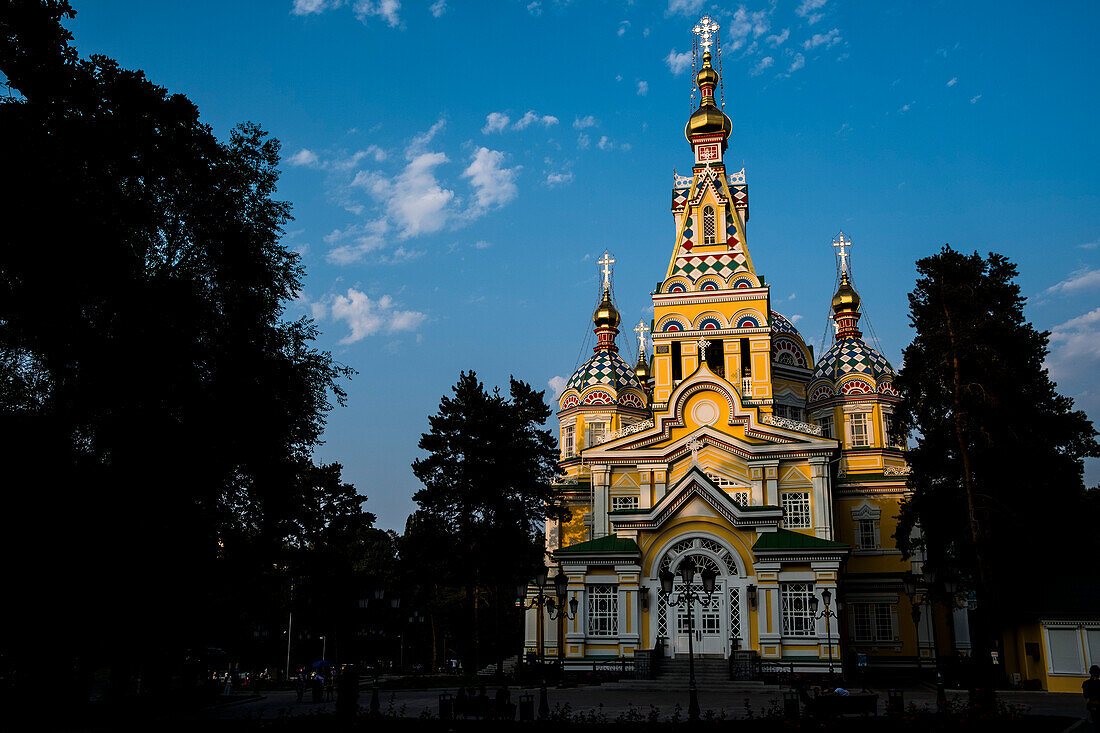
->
684, 54, 732, 143
831, 273, 862, 314
593, 288, 620, 328
634, 353, 649, 381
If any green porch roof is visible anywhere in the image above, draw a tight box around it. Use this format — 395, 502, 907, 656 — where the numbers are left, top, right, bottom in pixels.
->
753, 529, 848, 551
557, 534, 641, 554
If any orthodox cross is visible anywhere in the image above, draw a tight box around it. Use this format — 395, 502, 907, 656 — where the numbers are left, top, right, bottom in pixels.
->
697, 338, 711, 361
833, 231, 851, 275
692, 15, 720, 54
598, 251, 615, 290
687, 438, 704, 464
635, 320, 650, 357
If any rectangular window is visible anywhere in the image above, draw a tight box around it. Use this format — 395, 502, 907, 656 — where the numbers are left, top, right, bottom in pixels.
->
856, 519, 878, 550
671, 341, 683, 382
1047, 628, 1085, 674
848, 413, 870, 447
611, 495, 639, 511
850, 603, 895, 642
587, 584, 618, 637
703, 206, 717, 245
818, 414, 834, 438
775, 404, 789, 419
781, 491, 812, 529
739, 338, 751, 376
705, 338, 725, 377
563, 426, 575, 458
585, 422, 606, 448
781, 583, 815, 637
882, 412, 895, 446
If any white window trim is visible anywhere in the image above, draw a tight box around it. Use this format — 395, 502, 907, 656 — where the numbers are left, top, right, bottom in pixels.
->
781, 490, 812, 529
586, 584, 619, 638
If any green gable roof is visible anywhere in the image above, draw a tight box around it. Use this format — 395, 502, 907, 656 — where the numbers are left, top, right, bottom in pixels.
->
557, 534, 641, 555
753, 529, 848, 551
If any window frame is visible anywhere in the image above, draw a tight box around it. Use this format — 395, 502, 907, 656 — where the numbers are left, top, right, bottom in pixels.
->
780, 582, 816, 638
847, 412, 871, 447
781, 490, 812, 529
702, 205, 718, 245
586, 584, 619, 637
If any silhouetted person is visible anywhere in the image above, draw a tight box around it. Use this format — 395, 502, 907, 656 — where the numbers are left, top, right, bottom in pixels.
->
312, 674, 323, 703
295, 675, 305, 703
1084, 665, 1100, 728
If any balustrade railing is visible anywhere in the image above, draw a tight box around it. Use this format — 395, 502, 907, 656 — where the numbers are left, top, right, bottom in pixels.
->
760, 414, 824, 436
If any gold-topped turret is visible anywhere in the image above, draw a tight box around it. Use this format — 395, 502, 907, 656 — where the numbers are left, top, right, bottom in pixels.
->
593, 287, 621, 329
685, 52, 732, 146
831, 272, 862, 315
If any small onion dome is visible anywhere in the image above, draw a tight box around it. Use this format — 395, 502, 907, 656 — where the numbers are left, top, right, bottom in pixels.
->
684, 53, 732, 144
635, 353, 650, 382
831, 272, 861, 314
566, 350, 645, 393
593, 288, 620, 329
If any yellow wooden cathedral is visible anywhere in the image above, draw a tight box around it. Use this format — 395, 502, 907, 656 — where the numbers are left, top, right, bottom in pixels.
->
523, 17, 973, 676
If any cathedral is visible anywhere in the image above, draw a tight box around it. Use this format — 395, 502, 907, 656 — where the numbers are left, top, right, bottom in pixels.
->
523, 18, 975, 677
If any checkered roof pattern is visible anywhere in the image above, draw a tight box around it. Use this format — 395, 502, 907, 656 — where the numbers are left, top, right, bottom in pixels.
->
812, 337, 897, 382
567, 350, 644, 392
770, 311, 802, 338
671, 253, 749, 280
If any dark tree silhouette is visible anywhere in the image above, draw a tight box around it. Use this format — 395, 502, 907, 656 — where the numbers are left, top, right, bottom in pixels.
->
894, 245, 1099, 701
412, 371, 568, 672
0, 0, 365, 705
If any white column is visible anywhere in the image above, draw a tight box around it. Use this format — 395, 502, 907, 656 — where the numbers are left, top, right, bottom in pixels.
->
953, 606, 972, 652
592, 467, 610, 538
810, 457, 833, 539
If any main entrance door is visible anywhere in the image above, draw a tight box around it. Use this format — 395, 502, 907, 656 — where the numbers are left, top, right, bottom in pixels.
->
673, 580, 726, 656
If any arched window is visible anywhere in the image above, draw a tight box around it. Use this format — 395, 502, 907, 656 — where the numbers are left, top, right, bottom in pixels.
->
702, 205, 717, 245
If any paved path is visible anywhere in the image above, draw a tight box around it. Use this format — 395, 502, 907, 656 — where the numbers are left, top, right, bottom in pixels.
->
188, 684, 1088, 723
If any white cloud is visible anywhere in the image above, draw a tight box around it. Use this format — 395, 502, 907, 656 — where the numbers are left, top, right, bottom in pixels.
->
462, 147, 519, 213
287, 148, 320, 167
803, 28, 841, 49
946, 77, 958, 87
665, 49, 693, 75
666, 0, 705, 15
1046, 307, 1100, 384
291, 0, 329, 15
474, 240, 492, 249
526, 1, 541, 15
546, 171, 573, 187
573, 115, 598, 129
618, 20, 630, 36
512, 110, 559, 130
353, 0, 400, 27
970, 94, 982, 104
766, 28, 790, 46
324, 219, 390, 264
751, 57, 775, 76
728, 7, 771, 51
598, 136, 612, 151
788, 53, 805, 73
360, 150, 454, 238
1045, 267, 1100, 295
636, 80, 649, 96
548, 375, 569, 400
796, 0, 827, 23
789, 314, 804, 324
481, 112, 511, 135
577, 133, 590, 150
331, 288, 425, 344
1080, 240, 1099, 250
899, 101, 914, 113
408, 118, 445, 156
430, 0, 446, 17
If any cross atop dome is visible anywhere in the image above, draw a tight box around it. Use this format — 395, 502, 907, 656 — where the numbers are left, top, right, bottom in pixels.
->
598, 251, 615, 291
692, 15, 720, 54
634, 320, 649, 358
833, 231, 852, 275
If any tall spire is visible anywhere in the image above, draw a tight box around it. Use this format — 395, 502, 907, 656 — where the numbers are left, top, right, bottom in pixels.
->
685, 16, 731, 151
592, 251, 620, 353
831, 232, 863, 339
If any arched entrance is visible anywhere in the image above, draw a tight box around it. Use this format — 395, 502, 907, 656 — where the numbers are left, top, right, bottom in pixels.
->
651, 535, 748, 658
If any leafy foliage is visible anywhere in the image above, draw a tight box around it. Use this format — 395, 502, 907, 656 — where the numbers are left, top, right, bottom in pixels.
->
894, 246, 1099, 609
0, 0, 367, 697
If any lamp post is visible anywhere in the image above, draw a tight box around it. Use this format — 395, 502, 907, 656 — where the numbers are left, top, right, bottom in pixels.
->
809, 589, 839, 677
518, 565, 553, 666
660, 556, 718, 722
546, 569, 579, 669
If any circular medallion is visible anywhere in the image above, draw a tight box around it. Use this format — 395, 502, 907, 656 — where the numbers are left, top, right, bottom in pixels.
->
692, 399, 719, 426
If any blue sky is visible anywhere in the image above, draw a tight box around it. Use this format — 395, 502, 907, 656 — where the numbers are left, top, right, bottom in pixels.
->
68, 0, 1100, 529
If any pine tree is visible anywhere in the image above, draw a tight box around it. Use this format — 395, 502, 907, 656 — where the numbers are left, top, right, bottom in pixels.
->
412, 371, 568, 671
894, 245, 1099, 699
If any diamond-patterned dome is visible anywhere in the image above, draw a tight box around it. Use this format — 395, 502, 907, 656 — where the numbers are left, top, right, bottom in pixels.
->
812, 337, 896, 382
566, 350, 644, 393
770, 311, 802, 339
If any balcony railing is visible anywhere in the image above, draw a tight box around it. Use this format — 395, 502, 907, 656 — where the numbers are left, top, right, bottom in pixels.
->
760, 414, 824, 436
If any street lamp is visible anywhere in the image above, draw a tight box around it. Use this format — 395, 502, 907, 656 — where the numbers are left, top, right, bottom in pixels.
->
546, 570, 579, 692
809, 589, 839, 677
320, 635, 327, 661
518, 566, 554, 666
660, 556, 718, 722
